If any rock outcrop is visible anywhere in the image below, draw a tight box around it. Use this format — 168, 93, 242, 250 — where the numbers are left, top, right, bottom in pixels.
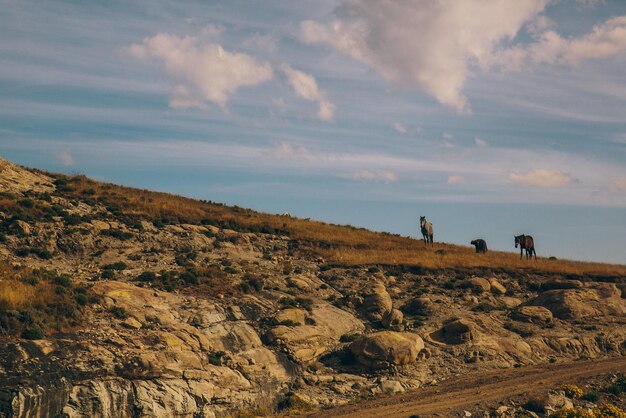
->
350, 331, 424, 368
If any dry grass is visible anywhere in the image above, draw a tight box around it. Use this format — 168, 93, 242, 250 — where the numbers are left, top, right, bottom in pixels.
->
51, 174, 626, 276
0, 263, 53, 310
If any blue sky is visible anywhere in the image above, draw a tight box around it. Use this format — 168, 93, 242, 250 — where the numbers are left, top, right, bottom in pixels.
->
1, 0, 626, 263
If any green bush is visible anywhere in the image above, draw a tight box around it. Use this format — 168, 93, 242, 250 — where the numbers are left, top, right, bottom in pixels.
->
103, 261, 127, 271
136, 271, 156, 282
21, 327, 44, 340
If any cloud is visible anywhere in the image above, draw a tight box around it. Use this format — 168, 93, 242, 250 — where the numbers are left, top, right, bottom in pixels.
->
126, 33, 273, 109
263, 142, 313, 160
345, 170, 398, 183
610, 177, 626, 192
494, 16, 626, 69
392, 122, 408, 134
281, 64, 335, 121
447, 175, 465, 184
55, 149, 74, 166
509, 168, 575, 188
474, 137, 488, 148
301, 0, 549, 112
242, 33, 278, 54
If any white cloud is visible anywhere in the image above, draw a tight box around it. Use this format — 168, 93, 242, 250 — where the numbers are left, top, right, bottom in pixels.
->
474, 137, 489, 148
610, 177, 626, 192
281, 64, 335, 121
126, 33, 273, 109
495, 16, 626, 69
392, 122, 407, 134
301, 0, 549, 112
264, 142, 313, 160
447, 175, 465, 184
55, 149, 74, 166
345, 170, 398, 183
509, 168, 575, 188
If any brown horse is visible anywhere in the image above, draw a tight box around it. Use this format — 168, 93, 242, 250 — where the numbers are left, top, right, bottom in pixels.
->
514, 235, 536, 260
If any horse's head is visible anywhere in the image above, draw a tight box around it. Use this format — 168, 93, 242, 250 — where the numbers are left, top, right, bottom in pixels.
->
514, 235, 521, 248
471, 240, 477, 246
420, 216, 425, 226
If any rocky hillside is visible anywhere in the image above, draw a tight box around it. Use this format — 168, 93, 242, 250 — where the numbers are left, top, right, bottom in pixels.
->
0, 157, 625, 417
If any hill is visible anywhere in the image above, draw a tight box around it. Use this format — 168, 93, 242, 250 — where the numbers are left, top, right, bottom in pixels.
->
0, 156, 625, 417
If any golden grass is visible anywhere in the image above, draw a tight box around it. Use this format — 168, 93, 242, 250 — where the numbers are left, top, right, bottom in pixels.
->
52, 174, 626, 276
0, 263, 53, 310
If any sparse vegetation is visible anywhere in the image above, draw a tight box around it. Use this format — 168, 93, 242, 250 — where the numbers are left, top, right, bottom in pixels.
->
0, 263, 93, 337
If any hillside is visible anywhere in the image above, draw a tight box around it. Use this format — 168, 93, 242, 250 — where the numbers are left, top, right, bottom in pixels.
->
1, 156, 625, 417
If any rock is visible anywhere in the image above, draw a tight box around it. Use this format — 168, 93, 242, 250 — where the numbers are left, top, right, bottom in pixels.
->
10, 220, 31, 235
0, 157, 54, 194
381, 308, 404, 331
465, 278, 491, 293
121, 317, 142, 329
619, 283, 626, 299
90, 220, 110, 231
350, 331, 424, 368
401, 296, 433, 316
489, 278, 506, 295
511, 306, 553, 324
266, 303, 364, 363
361, 282, 393, 321
500, 297, 523, 309
439, 319, 477, 344
275, 308, 306, 326
544, 391, 573, 413
528, 283, 626, 319
378, 380, 404, 394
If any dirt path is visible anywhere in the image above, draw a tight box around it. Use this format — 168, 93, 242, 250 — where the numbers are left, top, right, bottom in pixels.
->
311, 357, 626, 418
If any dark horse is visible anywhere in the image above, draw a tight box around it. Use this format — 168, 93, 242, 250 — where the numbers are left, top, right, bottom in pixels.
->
514, 235, 536, 260
471, 239, 488, 253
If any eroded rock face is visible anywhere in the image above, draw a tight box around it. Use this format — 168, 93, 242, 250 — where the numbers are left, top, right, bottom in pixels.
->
266, 303, 364, 363
382, 309, 404, 331
0, 157, 54, 194
350, 331, 424, 368
511, 306, 553, 324
528, 283, 626, 320
361, 282, 393, 321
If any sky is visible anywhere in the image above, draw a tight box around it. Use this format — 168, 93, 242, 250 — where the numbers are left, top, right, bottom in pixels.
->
1, 0, 626, 263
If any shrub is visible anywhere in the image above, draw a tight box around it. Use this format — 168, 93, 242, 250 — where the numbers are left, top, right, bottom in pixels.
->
103, 262, 127, 271
109, 306, 129, 319
339, 333, 360, 343
136, 271, 157, 282
75, 293, 88, 306
561, 384, 583, 399
53, 274, 72, 287
523, 397, 546, 414
21, 327, 44, 340
581, 390, 600, 402
605, 375, 626, 395
208, 350, 226, 366
101, 270, 114, 279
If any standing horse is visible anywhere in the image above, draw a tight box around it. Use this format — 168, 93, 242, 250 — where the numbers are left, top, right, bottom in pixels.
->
420, 216, 434, 246
514, 235, 536, 260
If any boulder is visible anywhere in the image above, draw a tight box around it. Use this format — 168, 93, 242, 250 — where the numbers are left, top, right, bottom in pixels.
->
266, 303, 364, 363
381, 309, 404, 331
274, 308, 306, 326
511, 306, 553, 324
464, 278, 491, 293
350, 331, 424, 368
361, 282, 393, 321
489, 278, 506, 295
439, 319, 477, 345
528, 283, 626, 320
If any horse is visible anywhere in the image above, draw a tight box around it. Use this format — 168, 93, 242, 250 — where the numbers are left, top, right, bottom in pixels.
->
514, 234, 536, 260
420, 216, 433, 245
471, 239, 488, 253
